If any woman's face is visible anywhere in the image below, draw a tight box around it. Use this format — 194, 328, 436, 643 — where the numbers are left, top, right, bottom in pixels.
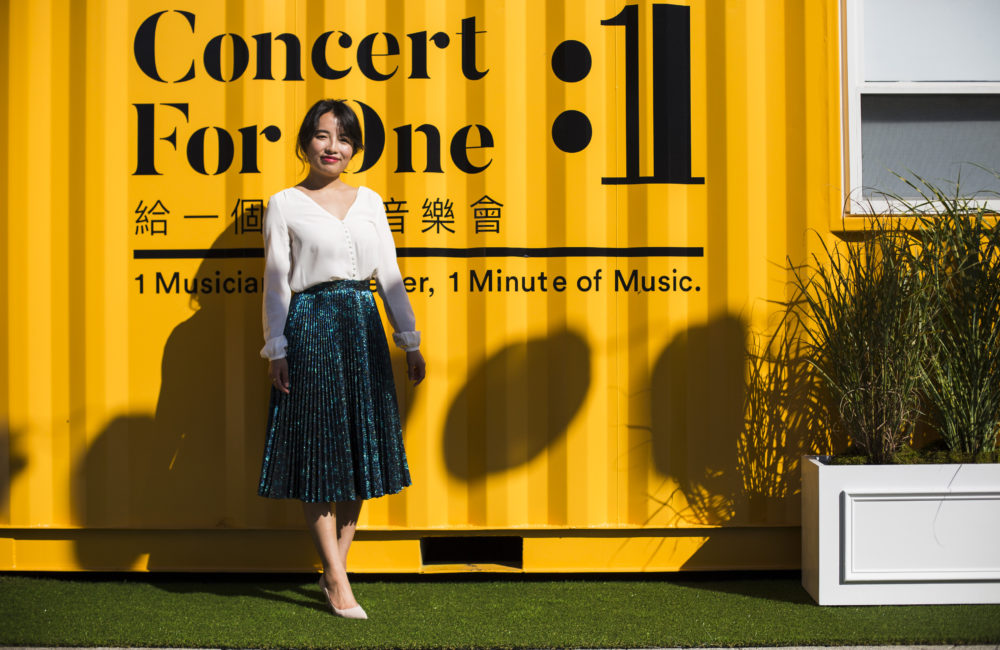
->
305, 111, 355, 178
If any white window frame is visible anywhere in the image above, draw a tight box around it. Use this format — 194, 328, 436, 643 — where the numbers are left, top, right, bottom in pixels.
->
844, 0, 1000, 214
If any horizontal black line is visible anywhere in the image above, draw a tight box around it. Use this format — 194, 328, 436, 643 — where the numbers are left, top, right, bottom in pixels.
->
132, 246, 704, 260
183, 214, 219, 219
134, 248, 263, 259
396, 246, 704, 258
601, 177, 705, 185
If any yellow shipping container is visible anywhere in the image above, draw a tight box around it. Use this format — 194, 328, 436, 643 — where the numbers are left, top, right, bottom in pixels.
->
0, 0, 842, 571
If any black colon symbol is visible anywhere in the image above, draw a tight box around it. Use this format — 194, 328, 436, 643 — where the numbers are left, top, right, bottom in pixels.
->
550, 4, 704, 185
552, 40, 592, 83
551, 40, 593, 153
552, 110, 592, 154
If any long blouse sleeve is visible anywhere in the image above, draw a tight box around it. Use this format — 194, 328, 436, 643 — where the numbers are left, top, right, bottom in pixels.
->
371, 192, 421, 351
260, 195, 292, 360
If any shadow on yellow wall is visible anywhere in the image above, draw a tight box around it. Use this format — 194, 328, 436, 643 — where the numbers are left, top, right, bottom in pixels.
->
0, 425, 28, 523
75, 228, 271, 567
644, 310, 837, 536
737, 317, 837, 522
443, 331, 590, 479
71, 225, 424, 569
649, 315, 747, 527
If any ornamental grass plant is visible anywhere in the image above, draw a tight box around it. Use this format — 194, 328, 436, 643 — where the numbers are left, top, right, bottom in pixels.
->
788, 218, 930, 464
748, 174, 1000, 465
899, 175, 1000, 458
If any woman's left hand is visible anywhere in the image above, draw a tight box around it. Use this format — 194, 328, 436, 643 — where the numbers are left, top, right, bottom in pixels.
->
406, 349, 426, 385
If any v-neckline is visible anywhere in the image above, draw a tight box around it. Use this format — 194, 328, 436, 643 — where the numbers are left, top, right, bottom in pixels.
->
291, 185, 362, 222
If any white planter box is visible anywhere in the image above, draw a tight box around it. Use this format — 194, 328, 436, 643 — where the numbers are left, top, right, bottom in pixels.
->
801, 455, 1000, 605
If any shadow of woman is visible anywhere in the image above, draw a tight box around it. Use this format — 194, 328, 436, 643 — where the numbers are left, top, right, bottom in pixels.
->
151, 575, 331, 614
73, 226, 287, 569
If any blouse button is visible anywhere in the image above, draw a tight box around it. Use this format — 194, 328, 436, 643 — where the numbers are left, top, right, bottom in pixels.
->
341, 222, 358, 277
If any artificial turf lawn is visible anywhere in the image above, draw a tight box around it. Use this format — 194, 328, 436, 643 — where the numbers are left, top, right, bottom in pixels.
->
1, 572, 999, 649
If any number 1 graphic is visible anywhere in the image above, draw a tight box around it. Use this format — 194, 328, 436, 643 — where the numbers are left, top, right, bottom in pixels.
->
601, 4, 703, 185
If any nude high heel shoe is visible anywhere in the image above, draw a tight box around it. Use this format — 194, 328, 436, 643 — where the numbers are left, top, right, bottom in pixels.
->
318, 577, 368, 620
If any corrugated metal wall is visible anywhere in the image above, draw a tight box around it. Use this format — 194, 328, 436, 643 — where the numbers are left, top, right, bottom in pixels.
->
0, 0, 842, 571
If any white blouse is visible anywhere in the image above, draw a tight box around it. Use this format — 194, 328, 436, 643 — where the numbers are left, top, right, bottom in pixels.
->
260, 185, 420, 360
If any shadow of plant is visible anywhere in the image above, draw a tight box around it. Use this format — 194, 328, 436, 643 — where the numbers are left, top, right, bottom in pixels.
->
647, 316, 747, 526
443, 330, 591, 479
737, 313, 837, 521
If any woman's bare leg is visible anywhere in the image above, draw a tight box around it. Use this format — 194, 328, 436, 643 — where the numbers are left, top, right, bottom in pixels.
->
335, 499, 363, 568
302, 502, 358, 609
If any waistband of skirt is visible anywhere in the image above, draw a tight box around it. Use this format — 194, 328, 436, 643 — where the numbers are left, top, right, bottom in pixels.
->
297, 278, 373, 295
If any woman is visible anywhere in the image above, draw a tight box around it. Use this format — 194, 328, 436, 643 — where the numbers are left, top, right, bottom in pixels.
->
258, 99, 425, 620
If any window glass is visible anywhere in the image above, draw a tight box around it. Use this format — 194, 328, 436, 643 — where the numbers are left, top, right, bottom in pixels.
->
861, 94, 1000, 198
863, 0, 1000, 82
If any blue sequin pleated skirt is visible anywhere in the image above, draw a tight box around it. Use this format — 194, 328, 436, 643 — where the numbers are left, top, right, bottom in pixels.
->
258, 280, 411, 502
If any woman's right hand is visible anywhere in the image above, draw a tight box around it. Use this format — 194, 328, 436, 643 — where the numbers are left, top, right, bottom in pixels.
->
268, 358, 290, 394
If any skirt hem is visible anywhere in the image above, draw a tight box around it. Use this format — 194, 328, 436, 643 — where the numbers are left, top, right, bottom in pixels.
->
256, 479, 412, 503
